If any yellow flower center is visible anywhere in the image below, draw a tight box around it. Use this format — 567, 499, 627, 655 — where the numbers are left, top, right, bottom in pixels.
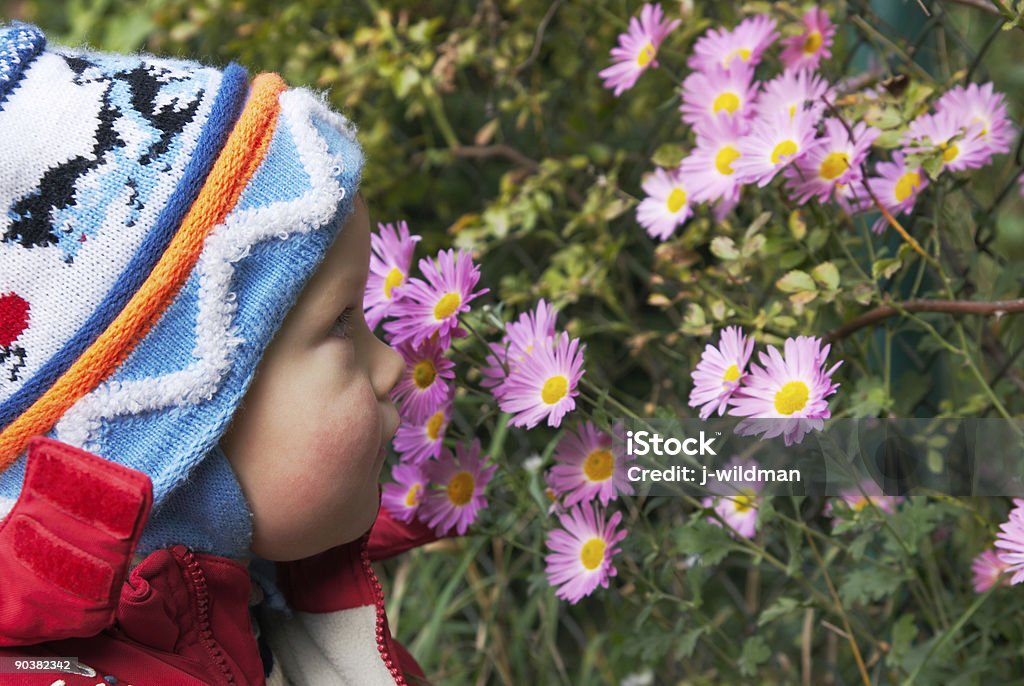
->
434, 292, 462, 320
723, 47, 752, 68
712, 91, 741, 114
666, 188, 687, 214
413, 360, 437, 389
384, 267, 404, 299
404, 483, 422, 507
426, 410, 445, 440
771, 140, 799, 164
819, 152, 850, 180
940, 142, 959, 163
579, 538, 607, 571
636, 42, 656, 67
447, 471, 475, 506
894, 171, 922, 203
715, 145, 741, 175
804, 30, 823, 54
774, 380, 810, 415
583, 449, 614, 482
722, 363, 740, 385
541, 375, 569, 404
852, 497, 871, 512
733, 489, 757, 512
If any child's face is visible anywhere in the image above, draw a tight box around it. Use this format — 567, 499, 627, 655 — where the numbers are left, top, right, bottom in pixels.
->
220, 195, 404, 561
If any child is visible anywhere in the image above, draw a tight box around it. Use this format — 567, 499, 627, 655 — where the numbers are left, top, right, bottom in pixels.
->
0, 22, 438, 685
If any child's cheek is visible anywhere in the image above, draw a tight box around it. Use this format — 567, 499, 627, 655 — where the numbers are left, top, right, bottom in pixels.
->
306, 384, 382, 487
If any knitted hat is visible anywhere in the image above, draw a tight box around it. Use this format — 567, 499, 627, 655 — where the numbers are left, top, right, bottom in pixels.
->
0, 23, 364, 557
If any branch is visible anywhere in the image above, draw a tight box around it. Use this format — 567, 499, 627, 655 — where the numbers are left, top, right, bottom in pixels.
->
450, 144, 539, 171
826, 298, 1024, 342
940, 0, 1005, 19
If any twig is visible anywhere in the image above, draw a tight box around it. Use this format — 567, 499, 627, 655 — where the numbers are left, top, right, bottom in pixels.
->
805, 532, 873, 686
826, 298, 1024, 341
941, 0, 1008, 20
511, 0, 564, 76
451, 144, 540, 171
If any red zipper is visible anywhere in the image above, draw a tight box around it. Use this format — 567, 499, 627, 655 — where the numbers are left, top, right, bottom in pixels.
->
181, 547, 237, 686
360, 535, 408, 685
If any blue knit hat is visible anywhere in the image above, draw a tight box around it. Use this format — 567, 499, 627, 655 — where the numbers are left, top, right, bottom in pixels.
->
0, 23, 364, 557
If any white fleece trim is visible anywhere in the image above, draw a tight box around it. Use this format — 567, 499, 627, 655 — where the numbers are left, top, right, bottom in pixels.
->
263, 605, 397, 686
0, 495, 13, 523
54, 90, 356, 478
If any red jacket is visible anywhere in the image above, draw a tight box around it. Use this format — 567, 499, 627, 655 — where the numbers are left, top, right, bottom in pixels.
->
0, 437, 436, 685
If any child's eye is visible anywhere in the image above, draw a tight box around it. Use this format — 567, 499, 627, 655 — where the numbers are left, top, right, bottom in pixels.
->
330, 306, 356, 339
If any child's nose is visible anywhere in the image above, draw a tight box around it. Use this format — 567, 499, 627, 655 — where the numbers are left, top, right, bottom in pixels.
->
370, 334, 404, 401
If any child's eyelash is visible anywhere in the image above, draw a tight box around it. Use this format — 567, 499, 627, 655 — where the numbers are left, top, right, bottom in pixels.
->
331, 306, 356, 339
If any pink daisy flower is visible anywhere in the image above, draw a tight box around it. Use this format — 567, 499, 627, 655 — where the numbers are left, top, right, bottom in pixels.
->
364, 221, 421, 331
548, 421, 635, 507
995, 500, 1024, 585
636, 167, 693, 241
728, 335, 841, 446
482, 300, 559, 396
393, 405, 449, 465
679, 115, 747, 204
904, 110, 989, 173
935, 82, 1014, 161
680, 62, 758, 133
383, 248, 489, 350
972, 548, 1010, 593
382, 462, 428, 524
420, 439, 497, 536
780, 8, 836, 71
598, 3, 681, 97
688, 326, 755, 419
824, 480, 902, 522
498, 332, 585, 429
688, 15, 779, 73
756, 68, 834, 122
734, 109, 817, 187
506, 298, 559, 355
702, 457, 763, 540
392, 337, 455, 422
785, 119, 880, 204
865, 152, 928, 233
544, 503, 628, 604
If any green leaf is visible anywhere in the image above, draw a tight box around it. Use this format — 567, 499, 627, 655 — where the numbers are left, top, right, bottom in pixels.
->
675, 626, 708, 659
738, 636, 771, 676
675, 520, 733, 567
838, 566, 906, 606
776, 270, 816, 293
872, 256, 902, 280
886, 614, 918, 668
651, 143, 687, 168
812, 262, 840, 290
758, 596, 804, 627
711, 236, 740, 260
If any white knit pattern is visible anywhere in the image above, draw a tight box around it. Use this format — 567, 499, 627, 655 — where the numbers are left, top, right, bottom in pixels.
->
0, 51, 220, 404
55, 89, 355, 502
0, 494, 12, 522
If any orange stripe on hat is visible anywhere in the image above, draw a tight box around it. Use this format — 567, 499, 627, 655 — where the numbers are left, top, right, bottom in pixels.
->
0, 73, 288, 469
